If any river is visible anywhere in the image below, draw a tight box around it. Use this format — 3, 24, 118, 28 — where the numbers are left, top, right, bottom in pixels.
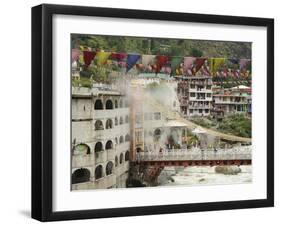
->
158, 165, 252, 186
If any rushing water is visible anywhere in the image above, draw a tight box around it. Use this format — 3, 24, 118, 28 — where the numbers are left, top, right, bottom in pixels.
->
158, 165, 252, 186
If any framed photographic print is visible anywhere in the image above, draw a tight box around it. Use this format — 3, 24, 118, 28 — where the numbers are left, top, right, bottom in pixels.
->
31, 4, 274, 221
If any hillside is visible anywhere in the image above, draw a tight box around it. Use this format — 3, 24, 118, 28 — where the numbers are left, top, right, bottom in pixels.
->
71, 34, 251, 59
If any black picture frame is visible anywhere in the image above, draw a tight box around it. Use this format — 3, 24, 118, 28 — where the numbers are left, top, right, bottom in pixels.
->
32, 3, 274, 222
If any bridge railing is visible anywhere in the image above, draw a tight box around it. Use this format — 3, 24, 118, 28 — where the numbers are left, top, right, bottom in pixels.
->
139, 146, 252, 161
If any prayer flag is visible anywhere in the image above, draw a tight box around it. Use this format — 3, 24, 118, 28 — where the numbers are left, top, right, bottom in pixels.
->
193, 58, 207, 75
155, 55, 169, 73
111, 53, 127, 61
208, 58, 226, 76
71, 49, 80, 63
126, 54, 140, 72
95, 52, 111, 66
239, 59, 251, 70
170, 56, 183, 75
183, 57, 195, 75
83, 51, 96, 66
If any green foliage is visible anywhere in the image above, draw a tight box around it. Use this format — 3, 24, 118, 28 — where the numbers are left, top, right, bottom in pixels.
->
190, 48, 203, 57
217, 114, 251, 138
72, 35, 251, 59
72, 76, 92, 88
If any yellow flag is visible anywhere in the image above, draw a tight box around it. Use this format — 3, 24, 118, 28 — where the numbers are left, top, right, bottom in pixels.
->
96, 52, 111, 66
209, 58, 226, 76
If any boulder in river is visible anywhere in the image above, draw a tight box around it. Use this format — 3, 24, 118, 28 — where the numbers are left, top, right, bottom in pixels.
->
215, 166, 241, 175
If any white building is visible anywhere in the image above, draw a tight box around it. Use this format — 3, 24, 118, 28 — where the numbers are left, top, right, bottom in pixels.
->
177, 76, 213, 117
212, 86, 251, 115
71, 86, 130, 190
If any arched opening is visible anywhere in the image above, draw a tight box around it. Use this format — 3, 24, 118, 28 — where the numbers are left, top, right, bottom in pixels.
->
105, 119, 113, 129
115, 117, 118, 126
106, 161, 114, 175
119, 99, 123, 108
125, 134, 130, 142
119, 116, 123, 125
94, 99, 103, 110
125, 115, 129, 123
95, 165, 103, 180
94, 142, 103, 152
72, 168, 90, 184
119, 153, 124, 164
95, 120, 104, 130
114, 99, 118, 108
154, 128, 161, 141
115, 156, 118, 167
119, 136, 124, 144
105, 100, 113, 109
73, 144, 90, 155
125, 151, 130, 161
154, 128, 161, 136
105, 140, 113, 150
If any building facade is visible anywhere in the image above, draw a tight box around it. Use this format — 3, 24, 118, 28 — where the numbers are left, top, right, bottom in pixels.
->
212, 86, 251, 115
177, 76, 213, 118
71, 86, 130, 190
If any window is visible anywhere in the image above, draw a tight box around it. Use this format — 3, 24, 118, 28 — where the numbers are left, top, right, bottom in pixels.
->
95, 165, 103, 180
72, 168, 91, 184
115, 117, 118, 126
94, 142, 103, 152
199, 109, 203, 113
114, 99, 118, 108
190, 109, 193, 114
115, 156, 118, 167
105, 100, 113, 109
94, 99, 103, 110
207, 93, 211, 98
106, 161, 113, 175
125, 151, 129, 161
105, 140, 113, 150
119, 153, 124, 164
190, 93, 195, 97
125, 134, 130, 142
119, 116, 123, 125
190, 84, 195, 89
154, 128, 161, 136
106, 119, 113, 129
119, 136, 124, 144
95, 120, 104, 130
73, 144, 90, 155
205, 109, 209, 113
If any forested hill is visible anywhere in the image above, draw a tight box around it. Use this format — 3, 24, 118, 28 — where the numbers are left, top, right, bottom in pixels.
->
71, 34, 251, 59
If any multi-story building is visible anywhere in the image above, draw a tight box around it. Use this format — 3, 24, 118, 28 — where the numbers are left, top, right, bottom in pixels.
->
71, 85, 130, 190
212, 87, 250, 115
176, 76, 213, 118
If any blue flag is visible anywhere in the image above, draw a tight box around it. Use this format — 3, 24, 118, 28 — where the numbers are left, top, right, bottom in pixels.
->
126, 54, 140, 72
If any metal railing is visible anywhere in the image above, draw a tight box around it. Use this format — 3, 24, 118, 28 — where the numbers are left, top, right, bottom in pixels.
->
140, 146, 251, 161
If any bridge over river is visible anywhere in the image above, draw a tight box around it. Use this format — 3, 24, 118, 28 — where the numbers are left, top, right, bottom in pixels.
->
139, 145, 252, 167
